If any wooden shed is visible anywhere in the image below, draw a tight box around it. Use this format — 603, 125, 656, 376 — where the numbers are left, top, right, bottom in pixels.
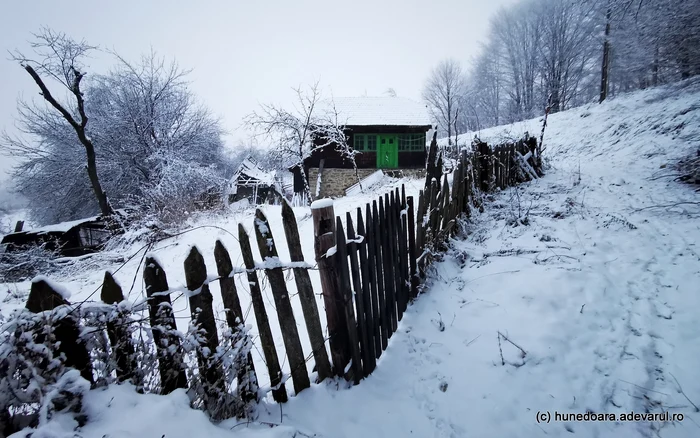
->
228, 157, 284, 205
1, 215, 113, 257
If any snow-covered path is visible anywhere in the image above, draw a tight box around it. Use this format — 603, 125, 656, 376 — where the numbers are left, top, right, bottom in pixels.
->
251, 152, 699, 438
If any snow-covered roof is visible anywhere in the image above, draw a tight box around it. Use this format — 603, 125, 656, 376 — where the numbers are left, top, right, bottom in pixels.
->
233, 158, 276, 186
25, 215, 102, 235
321, 97, 433, 127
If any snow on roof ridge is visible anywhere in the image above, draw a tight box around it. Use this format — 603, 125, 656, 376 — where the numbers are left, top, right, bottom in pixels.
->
319, 96, 433, 127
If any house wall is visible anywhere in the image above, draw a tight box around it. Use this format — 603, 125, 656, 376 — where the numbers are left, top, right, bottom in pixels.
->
307, 168, 377, 199
305, 125, 431, 170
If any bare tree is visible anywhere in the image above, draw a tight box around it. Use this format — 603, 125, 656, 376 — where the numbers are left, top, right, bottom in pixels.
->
422, 59, 467, 144
9, 28, 114, 219
244, 82, 353, 202
3, 44, 226, 225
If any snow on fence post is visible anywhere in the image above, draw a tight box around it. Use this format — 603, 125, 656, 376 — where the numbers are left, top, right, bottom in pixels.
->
100, 272, 135, 384
143, 257, 188, 394
345, 212, 371, 378
253, 209, 310, 395
372, 199, 389, 351
213, 240, 259, 414
356, 207, 377, 373
237, 224, 287, 403
311, 199, 352, 377
26, 278, 94, 384
280, 201, 332, 382
184, 247, 226, 412
334, 217, 363, 384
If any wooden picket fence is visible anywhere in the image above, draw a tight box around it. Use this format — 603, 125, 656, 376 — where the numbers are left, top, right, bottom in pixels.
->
7, 134, 542, 426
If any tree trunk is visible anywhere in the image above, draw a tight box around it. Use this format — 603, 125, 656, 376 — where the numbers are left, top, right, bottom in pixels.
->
23, 65, 114, 218
600, 5, 612, 103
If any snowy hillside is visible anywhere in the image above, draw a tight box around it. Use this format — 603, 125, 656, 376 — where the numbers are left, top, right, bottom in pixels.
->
5, 79, 700, 438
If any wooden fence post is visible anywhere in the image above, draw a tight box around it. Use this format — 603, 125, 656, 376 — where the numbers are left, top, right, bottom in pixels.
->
213, 240, 259, 413
406, 196, 418, 300
478, 141, 491, 192
371, 200, 388, 352
280, 201, 332, 382
253, 209, 310, 394
398, 187, 410, 314
311, 200, 351, 377
26, 279, 94, 384
238, 224, 287, 403
346, 213, 371, 377
143, 257, 188, 394
100, 272, 135, 384
184, 247, 226, 410
356, 207, 377, 372
334, 217, 363, 384
379, 195, 397, 336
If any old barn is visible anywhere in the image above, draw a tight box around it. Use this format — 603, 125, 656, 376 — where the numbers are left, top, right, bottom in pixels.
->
1, 215, 113, 257
292, 97, 433, 198
228, 157, 285, 205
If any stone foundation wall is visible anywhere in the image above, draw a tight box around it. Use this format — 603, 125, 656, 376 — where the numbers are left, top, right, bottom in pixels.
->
308, 168, 377, 199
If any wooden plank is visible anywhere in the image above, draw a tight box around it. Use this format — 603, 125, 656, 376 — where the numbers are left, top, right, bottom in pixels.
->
427, 177, 440, 255
335, 217, 363, 384
143, 258, 188, 394
101, 272, 135, 384
406, 196, 418, 300
238, 224, 287, 403
398, 186, 410, 313
369, 201, 386, 355
213, 240, 259, 412
376, 198, 391, 348
311, 201, 351, 377
253, 209, 310, 394
281, 201, 332, 382
393, 191, 407, 318
389, 191, 402, 322
184, 247, 226, 414
26, 279, 94, 385
415, 189, 426, 271
356, 207, 377, 372
382, 193, 398, 335
346, 212, 371, 377
397, 195, 410, 314
440, 175, 451, 235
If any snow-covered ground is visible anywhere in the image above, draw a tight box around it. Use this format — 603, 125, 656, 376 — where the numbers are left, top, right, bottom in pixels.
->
6, 78, 700, 437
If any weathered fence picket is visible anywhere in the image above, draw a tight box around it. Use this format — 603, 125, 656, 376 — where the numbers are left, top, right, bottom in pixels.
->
281, 201, 332, 382
238, 224, 287, 403
143, 257, 188, 394
334, 217, 363, 384
100, 272, 135, 383
213, 240, 259, 410
184, 247, 225, 406
253, 210, 310, 395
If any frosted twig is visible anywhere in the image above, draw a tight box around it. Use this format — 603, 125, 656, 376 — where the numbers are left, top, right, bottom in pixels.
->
670, 373, 700, 412
497, 332, 505, 366
498, 331, 527, 357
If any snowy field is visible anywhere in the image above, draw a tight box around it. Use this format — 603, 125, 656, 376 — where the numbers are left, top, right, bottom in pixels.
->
5, 78, 700, 438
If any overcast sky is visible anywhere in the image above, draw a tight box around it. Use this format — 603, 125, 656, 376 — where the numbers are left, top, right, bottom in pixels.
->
0, 0, 519, 186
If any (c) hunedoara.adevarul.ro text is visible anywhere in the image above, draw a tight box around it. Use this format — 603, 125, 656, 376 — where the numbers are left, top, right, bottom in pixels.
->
536, 411, 685, 423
